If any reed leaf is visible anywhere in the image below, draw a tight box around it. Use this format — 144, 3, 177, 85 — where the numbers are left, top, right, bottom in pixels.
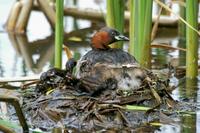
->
151, 43, 186, 51
186, 0, 198, 78
178, 0, 186, 39
150, 122, 163, 126
129, 0, 135, 55
125, 105, 195, 115
154, 0, 200, 36
63, 46, 72, 59
126, 105, 151, 111
106, 0, 125, 48
130, 0, 153, 68
55, 0, 64, 68
151, 7, 162, 41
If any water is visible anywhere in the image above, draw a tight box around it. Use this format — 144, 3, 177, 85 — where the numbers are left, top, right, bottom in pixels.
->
0, 1, 200, 133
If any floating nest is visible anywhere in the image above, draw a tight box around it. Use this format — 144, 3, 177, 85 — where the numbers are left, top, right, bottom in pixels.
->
21, 66, 182, 132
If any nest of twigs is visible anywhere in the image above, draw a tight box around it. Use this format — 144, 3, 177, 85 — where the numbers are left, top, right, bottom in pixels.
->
21, 67, 179, 132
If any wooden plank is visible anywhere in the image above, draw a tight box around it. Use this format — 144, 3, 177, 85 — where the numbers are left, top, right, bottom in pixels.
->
0, 75, 40, 83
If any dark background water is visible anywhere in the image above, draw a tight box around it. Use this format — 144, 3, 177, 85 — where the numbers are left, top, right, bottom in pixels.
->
0, 0, 200, 132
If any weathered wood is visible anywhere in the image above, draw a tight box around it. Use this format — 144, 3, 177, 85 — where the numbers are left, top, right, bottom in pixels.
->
6, 1, 182, 33
37, 0, 56, 29
0, 124, 15, 133
0, 96, 29, 132
6, 1, 22, 31
0, 75, 40, 83
63, 7, 178, 27
64, 7, 104, 22
15, 0, 33, 33
33, 5, 179, 27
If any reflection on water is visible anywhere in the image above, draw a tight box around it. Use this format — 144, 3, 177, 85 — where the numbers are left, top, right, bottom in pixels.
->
179, 78, 198, 133
0, 33, 54, 77
0, 29, 93, 77
0, 1, 200, 133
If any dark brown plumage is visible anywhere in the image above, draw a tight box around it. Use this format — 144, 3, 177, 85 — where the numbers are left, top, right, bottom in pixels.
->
76, 27, 146, 95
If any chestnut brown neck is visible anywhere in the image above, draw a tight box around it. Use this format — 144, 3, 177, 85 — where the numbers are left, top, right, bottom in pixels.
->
91, 31, 111, 49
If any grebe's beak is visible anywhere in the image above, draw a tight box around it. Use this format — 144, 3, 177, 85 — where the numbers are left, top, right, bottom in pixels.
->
114, 34, 129, 41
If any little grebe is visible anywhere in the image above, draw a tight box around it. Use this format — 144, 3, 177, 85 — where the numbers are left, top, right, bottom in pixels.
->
76, 27, 147, 94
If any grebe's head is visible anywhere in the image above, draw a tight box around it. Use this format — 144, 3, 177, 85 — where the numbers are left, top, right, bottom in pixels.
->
91, 27, 129, 49
65, 58, 77, 74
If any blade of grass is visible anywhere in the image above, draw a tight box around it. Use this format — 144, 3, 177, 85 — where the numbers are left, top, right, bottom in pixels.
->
126, 105, 151, 111
150, 122, 163, 126
125, 105, 195, 115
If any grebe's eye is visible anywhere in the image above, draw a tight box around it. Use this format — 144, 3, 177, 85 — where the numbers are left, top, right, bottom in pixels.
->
111, 31, 116, 36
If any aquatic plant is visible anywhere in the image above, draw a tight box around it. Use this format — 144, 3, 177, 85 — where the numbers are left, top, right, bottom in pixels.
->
129, 0, 135, 55
186, 0, 198, 78
129, 0, 153, 68
178, 0, 186, 66
106, 0, 125, 48
178, 0, 186, 39
154, 0, 199, 78
55, 0, 64, 68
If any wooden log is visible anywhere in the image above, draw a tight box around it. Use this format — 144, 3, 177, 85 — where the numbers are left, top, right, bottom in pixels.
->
64, 7, 104, 22
37, 0, 56, 30
64, 7, 178, 27
0, 75, 40, 83
15, 0, 33, 33
6, 1, 22, 31
63, 7, 178, 27
32, 5, 179, 27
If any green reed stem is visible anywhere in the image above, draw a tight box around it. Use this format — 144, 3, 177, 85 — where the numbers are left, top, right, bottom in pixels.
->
186, 0, 198, 78
130, 0, 153, 68
178, 0, 186, 39
129, 0, 135, 54
106, 0, 125, 48
178, 0, 186, 66
55, 0, 64, 68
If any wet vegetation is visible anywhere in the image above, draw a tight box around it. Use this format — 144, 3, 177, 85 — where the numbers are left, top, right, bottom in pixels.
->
0, 0, 200, 132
